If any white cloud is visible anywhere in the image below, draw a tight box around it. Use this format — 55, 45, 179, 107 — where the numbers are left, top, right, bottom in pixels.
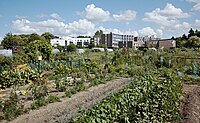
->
33, 19, 66, 28
79, 4, 111, 22
15, 15, 27, 19
143, 3, 191, 32
12, 19, 38, 33
194, 19, 200, 27
36, 13, 64, 21
139, 27, 156, 36
66, 19, 96, 36
98, 26, 139, 36
98, 26, 164, 37
12, 18, 165, 38
124, 31, 139, 36
36, 14, 47, 18
186, 0, 200, 11
113, 10, 137, 22
159, 3, 190, 18
156, 29, 163, 37
50, 13, 64, 21
98, 26, 122, 34
12, 19, 96, 37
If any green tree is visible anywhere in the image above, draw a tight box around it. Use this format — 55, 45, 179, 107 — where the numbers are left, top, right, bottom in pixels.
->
67, 44, 76, 52
1, 33, 14, 48
1, 33, 25, 48
195, 29, 200, 37
181, 34, 187, 40
188, 36, 200, 48
94, 30, 103, 37
28, 33, 45, 43
188, 28, 195, 38
25, 40, 52, 62
41, 32, 55, 42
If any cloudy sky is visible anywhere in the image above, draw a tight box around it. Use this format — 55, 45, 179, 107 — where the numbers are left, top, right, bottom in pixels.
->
0, 0, 200, 40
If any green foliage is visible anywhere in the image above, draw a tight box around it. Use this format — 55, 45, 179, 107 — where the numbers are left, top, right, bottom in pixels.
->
31, 95, 60, 110
0, 55, 13, 70
31, 97, 48, 109
41, 32, 55, 42
72, 71, 182, 123
53, 52, 68, 60
88, 42, 95, 49
1, 33, 26, 48
94, 30, 103, 37
176, 28, 200, 48
28, 33, 45, 43
0, 68, 32, 89
67, 44, 77, 52
28, 71, 49, 99
54, 64, 69, 76
65, 83, 86, 97
0, 92, 26, 121
25, 40, 52, 62
47, 95, 61, 103
188, 36, 200, 48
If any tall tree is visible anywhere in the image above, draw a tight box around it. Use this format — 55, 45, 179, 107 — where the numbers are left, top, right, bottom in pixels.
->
1, 33, 13, 48
41, 32, 55, 42
94, 30, 103, 37
188, 28, 195, 38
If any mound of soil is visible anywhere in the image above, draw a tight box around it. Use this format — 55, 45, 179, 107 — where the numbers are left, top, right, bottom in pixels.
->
182, 84, 200, 123
8, 78, 131, 123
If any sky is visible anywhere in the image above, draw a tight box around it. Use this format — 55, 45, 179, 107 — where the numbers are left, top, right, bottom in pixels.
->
0, 0, 200, 41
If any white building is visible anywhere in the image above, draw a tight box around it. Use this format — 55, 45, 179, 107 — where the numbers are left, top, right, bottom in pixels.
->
50, 37, 91, 47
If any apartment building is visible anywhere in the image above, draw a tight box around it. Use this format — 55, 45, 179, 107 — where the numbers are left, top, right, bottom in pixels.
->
99, 32, 136, 48
50, 37, 91, 47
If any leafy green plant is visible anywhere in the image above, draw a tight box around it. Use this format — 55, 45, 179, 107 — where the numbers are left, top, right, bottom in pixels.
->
0, 92, 26, 121
31, 97, 48, 110
0, 67, 32, 89
47, 95, 61, 103
65, 83, 86, 97
72, 71, 182, 123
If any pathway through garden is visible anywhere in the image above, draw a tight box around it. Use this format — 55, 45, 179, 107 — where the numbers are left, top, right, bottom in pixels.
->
8, 78, 131, 123
182, 84, 200, 123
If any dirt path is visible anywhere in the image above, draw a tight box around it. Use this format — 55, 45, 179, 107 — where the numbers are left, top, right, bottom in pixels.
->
182, 84, 200, 123
8, 78, 131, 123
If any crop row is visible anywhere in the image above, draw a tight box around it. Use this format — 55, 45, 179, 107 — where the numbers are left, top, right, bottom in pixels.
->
72, 69, 182, 123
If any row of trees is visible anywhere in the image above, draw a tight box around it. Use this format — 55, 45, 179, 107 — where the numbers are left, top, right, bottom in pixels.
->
1, 32, 55, 49
175, 28, 200, 48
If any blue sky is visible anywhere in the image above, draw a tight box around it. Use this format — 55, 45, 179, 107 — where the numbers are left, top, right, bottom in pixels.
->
0, 0, 200, 40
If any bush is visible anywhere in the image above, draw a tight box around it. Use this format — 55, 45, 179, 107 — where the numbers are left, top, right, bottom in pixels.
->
67, 44, 77, 52
25, 40, 52, 62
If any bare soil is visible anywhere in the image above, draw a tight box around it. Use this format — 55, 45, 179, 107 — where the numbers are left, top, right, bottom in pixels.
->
6, 78, 131, 123
182, 84, 200, 123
